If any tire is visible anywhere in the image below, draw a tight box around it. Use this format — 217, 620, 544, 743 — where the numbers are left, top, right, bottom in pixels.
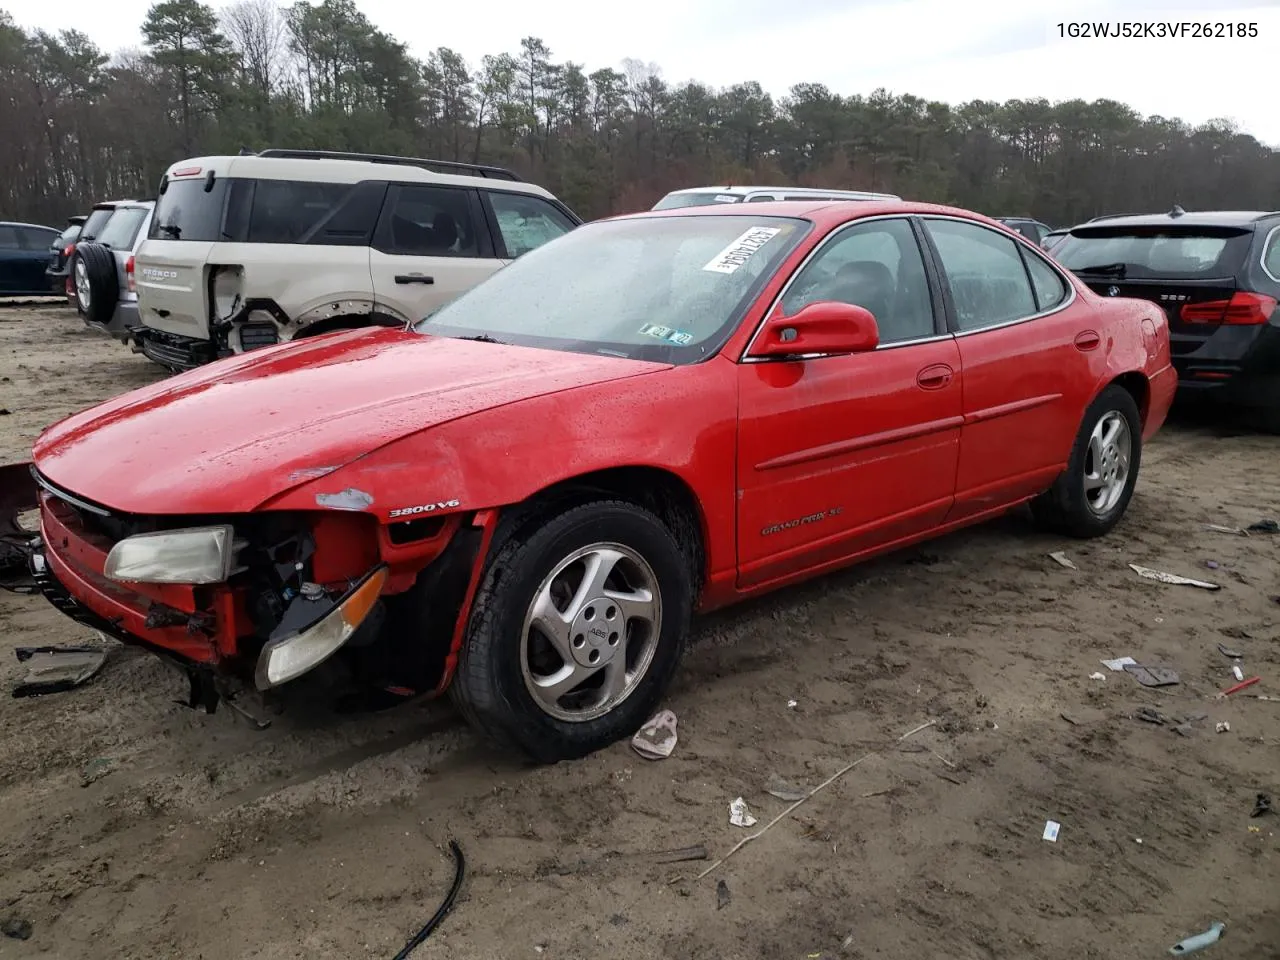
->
1031, 384, 1143, 538
71, 243, 118, 328
450, 500, 693, 763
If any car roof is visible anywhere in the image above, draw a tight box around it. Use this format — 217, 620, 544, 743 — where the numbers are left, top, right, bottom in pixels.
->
163, 155, 558, 201
1077, 210, 1280, 229
663, 185, 900, 200
620, 199, 1014, 231
0, 221, 58, 231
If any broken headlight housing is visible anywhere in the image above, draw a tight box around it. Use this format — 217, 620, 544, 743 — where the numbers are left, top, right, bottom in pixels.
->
104, 524, 236, 584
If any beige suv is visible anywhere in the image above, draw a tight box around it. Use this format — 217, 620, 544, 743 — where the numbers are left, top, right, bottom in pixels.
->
132, 149, 581, 370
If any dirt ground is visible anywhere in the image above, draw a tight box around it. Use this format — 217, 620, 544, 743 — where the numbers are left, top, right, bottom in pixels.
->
0, 303, 1276, 960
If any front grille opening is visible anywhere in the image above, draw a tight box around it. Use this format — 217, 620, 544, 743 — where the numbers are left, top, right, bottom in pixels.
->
239, 323, 280, 350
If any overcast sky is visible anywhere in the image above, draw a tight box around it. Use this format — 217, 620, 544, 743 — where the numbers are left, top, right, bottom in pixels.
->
7, 0, 1280, 144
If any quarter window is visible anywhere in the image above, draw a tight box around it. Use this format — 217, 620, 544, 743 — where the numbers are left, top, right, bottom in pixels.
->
487, 192, 575, 258
1022, 249, 1069, 312
1263, 228, 1280, 281
781, 217, 935, 344
0, 226, 19, 249
245, 180, 350, 244
926, 219, 1038, 331
379, 184, 480, 257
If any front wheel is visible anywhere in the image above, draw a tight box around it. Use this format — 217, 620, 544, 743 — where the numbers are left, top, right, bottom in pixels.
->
1031, 384, 1143, 538
450, 500, 692, 762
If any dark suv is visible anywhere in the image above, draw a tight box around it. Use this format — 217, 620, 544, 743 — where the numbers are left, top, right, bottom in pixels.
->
1054, 207, 1280, 430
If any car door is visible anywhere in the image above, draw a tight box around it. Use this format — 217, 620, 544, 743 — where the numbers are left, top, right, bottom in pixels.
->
920, 216, 1092, 522
369, 183, 500, 322
17, 227, 56, 291
0, 225, 24, 293
736, 216, 963, 589
480, 190, 578, 260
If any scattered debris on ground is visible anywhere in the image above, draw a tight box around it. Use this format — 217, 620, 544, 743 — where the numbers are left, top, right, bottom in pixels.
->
631, 709, 678, 760
11, 642, 108, 697
1169, 921, 1225, 955
1129, 564, 1221, 590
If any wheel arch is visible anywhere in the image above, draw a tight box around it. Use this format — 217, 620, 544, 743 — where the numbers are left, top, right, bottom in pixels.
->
490, 465, 709, 598
1104, 371, 1151, 427
291, 311, 402, 340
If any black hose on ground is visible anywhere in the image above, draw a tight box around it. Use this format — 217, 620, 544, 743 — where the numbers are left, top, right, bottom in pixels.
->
390, 839, 465, 960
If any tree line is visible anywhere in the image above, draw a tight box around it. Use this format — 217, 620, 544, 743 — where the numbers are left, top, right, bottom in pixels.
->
1, 0, 1277, 228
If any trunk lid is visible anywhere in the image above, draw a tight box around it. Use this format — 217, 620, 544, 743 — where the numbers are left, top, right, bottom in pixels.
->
1076, 277, 1238, 356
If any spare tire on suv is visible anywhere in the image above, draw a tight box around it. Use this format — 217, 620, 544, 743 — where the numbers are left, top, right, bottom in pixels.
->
70, 242, 118, 328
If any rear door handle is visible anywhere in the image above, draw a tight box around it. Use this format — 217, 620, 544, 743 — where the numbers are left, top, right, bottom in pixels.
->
916, 363, 954, 390
1074, 330, 1101, 351
395, 274, 434, 285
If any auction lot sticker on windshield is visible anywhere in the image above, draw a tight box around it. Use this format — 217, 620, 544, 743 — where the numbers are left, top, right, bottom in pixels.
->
638, 323, 694, 345
702, 226, 783, 275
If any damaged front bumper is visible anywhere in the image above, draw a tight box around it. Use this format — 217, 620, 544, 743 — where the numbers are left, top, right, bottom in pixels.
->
0, 463, 401, 712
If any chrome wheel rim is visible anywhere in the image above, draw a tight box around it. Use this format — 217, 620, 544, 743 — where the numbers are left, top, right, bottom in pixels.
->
520, 541, 662, 723
74, 260, 90, 310
1084, 411, 1131, 515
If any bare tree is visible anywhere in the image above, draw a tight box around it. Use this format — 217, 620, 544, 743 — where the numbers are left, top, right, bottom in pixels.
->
221, 0, 287, 100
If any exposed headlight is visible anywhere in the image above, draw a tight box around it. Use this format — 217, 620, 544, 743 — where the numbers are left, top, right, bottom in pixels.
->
255, 566, 387, 688
211, 265, 244, 322
104, 525, 235, 584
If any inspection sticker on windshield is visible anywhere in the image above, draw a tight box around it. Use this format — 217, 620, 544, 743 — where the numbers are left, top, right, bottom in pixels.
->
702, 226, 783, 275
638, 323, 694, 346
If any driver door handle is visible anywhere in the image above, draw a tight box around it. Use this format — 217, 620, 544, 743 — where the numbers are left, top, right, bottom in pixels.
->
916, 363, 953, 390
395, 274, 434, 285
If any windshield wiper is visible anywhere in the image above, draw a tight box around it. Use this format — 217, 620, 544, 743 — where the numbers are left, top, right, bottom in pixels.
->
456, 334, 507, 344
157, 224, 182, 239
1071, 262, 1127, 278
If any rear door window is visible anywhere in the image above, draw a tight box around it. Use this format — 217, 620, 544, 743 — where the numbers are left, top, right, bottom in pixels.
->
375, 184, 483, 258
925, 218, 1038, 331
0, 226, 19, 249
486, 191, 576, 258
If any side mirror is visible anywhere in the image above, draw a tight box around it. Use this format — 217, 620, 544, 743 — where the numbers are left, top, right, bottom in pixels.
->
749, 300, 880, 359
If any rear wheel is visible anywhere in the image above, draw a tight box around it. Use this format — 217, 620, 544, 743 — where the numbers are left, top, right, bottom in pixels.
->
1032, 384, 1142, 538
450, 500, 692, 763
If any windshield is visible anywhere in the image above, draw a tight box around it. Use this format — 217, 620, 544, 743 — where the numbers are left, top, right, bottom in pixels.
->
1055, 226, 1252, 279
652, 192, 744, 210
414, 214, 809, 364
96, 207, 150, 249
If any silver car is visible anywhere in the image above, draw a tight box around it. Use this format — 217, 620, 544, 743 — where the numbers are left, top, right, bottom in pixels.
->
70, 200, 155, 341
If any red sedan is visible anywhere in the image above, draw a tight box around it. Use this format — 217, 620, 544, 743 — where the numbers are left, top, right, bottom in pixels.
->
0, 200, 1176, 761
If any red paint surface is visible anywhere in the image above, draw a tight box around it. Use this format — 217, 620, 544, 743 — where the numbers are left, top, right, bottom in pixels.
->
25, 200, 1177, 678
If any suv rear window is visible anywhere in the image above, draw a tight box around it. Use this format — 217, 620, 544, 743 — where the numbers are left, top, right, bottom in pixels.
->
1055, 225, 1253, 279
151, 177, 230, 242
96, 207, 150, 250
150, 176, 379, 245
80, 207, 116, 242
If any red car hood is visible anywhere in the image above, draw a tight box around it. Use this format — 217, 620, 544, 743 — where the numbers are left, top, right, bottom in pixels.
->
33, 328, 667, 514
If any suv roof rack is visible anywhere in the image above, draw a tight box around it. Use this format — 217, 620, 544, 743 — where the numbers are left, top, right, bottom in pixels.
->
253, 148, 523, 182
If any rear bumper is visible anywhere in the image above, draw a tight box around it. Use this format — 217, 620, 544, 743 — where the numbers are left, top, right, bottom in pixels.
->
1172, 322, 1280, 408
85, 300, 139, 342
134, 326, 220, 371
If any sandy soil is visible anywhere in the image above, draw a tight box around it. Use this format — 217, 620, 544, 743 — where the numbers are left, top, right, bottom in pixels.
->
0, 304, 1276, 960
